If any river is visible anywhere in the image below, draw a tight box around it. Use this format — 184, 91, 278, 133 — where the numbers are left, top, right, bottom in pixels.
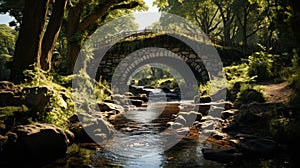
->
44, 88, 293, 168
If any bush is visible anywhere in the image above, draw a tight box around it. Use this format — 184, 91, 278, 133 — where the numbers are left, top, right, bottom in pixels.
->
21, 66, 75, 128
237, 88, 266, 104
0, 54, 12, 80
270, 118, 300, 146
248, 51, 274, 81
224, 63, 256, 89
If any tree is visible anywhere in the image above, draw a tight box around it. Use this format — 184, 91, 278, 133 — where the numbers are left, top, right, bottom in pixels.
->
63, 0, 146, 74
232, 0, 268, 51
154, 0, 221, 36
0, 24, 16, 80
2, 0, 145, 82
0, 24, 16, 55
212, 0, 236, 46
9, 0, 68, 83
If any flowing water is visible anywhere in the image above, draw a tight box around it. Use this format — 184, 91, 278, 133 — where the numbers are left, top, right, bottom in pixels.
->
44, 88, 293, 168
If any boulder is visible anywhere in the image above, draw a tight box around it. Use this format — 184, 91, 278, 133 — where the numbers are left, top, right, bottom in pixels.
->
161, 87, 171, 93
0, 81, 15, 90
0, 134, 8, 151
224, 101, 233, 110
202, 148, 243, 164
129, 85, 150, 96
0, 91, 15, 106
128, 95, 148, 103
221, 109, 238, 119
69, 113, 115, 143
0, 81, 22, 94
123, 91, 134, 96
98, 102, 124, 112
171, 122, 184, 129
22, 86, 52, 112
194, 95, 212, 103
129, 99, 143, 107
0, 81, 23, 107
0, 123, 69, 166
195, 104, 211, 116
234, 89, 265, 108
231, 134, 279, 156
177, 111, 202, 123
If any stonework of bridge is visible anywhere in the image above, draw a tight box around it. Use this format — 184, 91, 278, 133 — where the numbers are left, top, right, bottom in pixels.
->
84, 30, 223, 89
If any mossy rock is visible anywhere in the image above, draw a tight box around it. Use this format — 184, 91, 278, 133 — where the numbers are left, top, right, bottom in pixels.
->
236, 89, 265, 105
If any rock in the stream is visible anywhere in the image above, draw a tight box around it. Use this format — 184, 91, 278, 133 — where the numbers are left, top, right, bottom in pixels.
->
231, 134, 280, 156
177, 111, 202, 124
221, 109, 238, 119
128, 94, 148, 102
195, 104, 211, 116
194, 95, 212, 103
69, 113, 115, 143
98, 102, 124, 112
202, 147, 243, 164
129, 99, 143, 107
0, 123, 69, 166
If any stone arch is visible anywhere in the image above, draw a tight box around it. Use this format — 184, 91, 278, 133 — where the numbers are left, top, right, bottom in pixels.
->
94, 34, 214, 86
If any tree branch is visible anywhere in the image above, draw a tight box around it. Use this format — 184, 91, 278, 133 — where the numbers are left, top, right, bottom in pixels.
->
208, 8, 219, 28
79, 0, 138, 32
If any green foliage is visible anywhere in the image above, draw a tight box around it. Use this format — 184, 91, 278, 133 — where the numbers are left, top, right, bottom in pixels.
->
237, 88, 266, 104
72, 69, 112, 114
72, 43, 112, 108
154, 0, 221, 35
199, 82, 211, 96
132, 65, 182, 88
0, 105, 31, 133
150, 78, 179, 89
94, 79, 112, 103
21, 65, 75, 128
269, 118, 300, 145
0, 54, 12, 80
198, 76, 227, 96
224, 63, 256, 89
0, 24, 16, 55
223, 58, 267, 103
248, 51, 274, 81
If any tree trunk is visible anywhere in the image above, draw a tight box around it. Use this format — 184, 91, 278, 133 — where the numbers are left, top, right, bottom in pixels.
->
66, 42, 81, 74
65, 6, 82, 75
223, 22, 231, 46
242, 7, 248, 51
39, 0, 68, 71
10, 0, 49, 83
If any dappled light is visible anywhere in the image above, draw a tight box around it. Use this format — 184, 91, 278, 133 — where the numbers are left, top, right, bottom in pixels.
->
0, 0, 300, 167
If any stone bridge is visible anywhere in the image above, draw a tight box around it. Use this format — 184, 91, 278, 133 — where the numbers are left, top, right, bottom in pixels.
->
81, 30, 224, 93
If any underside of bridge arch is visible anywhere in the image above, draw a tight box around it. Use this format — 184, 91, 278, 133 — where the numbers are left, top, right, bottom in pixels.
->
113, 56, 201, 87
